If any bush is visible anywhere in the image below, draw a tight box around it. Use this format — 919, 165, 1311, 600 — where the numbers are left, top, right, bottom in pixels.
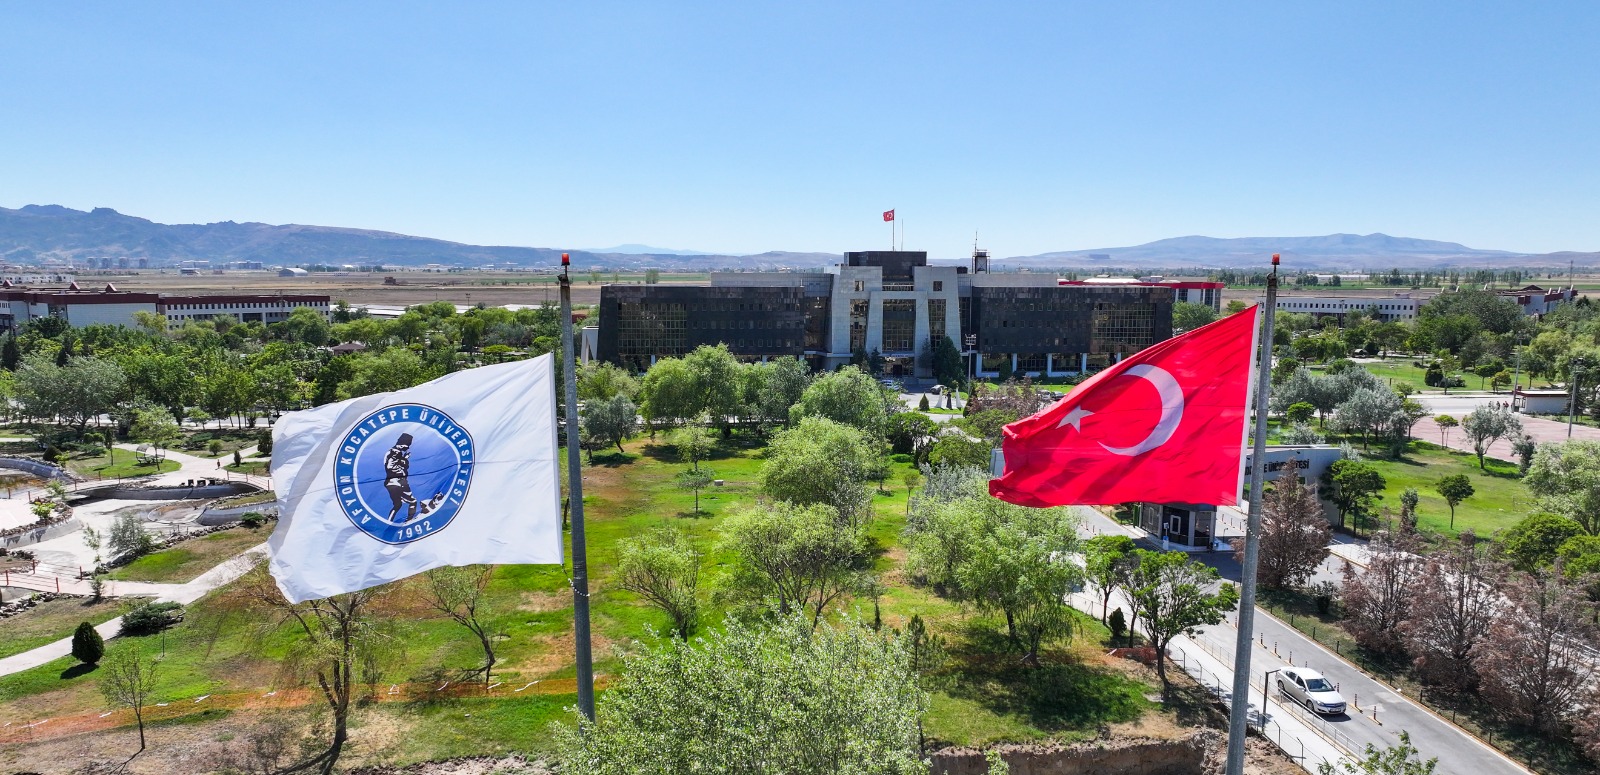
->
120, 601, 185, 635
71, 621, 105, 665
889, 453, 914, 464
256, 430, 273, 455
918, 394, 930, 411
1108, 607, 1127, 644
239, 512, 266, 528
207, 439, 224, 455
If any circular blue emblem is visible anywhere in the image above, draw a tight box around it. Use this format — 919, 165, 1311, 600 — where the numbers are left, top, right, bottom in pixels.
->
332, 403, 475, 544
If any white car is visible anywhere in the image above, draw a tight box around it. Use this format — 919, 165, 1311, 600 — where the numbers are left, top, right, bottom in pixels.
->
1276, 667, 1346, 715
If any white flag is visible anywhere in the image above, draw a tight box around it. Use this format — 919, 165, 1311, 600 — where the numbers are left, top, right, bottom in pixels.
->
267, 355, 564, 603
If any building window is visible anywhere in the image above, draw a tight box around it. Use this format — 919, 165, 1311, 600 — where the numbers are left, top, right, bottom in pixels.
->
849, 299, 869, 352
882, 299, 916, 352
928, 298, 946, 344
932, 281, 943, 292
853, 280, 865, 293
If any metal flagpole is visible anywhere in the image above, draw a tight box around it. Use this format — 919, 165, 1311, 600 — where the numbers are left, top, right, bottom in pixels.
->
558, 252, 596, 722
1225, 253, 1279, 774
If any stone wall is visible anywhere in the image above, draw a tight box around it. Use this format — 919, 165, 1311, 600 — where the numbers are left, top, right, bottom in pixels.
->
79, 481, 257, 501
198, 500, 279, 526
930, 731, 1220, 775
0, 517, 81, 550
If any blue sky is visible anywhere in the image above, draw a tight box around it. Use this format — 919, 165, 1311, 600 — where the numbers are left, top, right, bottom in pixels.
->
3, 2, 1597, 257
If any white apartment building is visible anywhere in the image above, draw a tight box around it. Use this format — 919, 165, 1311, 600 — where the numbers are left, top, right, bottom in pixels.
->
1262, 293, 1423, 322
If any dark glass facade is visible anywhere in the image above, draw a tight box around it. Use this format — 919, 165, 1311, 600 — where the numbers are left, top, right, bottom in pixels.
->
970, 286, 1173, 356
597, 285, 808, 370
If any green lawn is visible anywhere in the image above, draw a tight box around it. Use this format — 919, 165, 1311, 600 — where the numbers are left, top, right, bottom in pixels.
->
0, 430, 1168, 765
1359, 360, 1443, 394
66, 452, 181, 480
0, 597, 137, 660
107, 526, 270, 583
1361, 442, 1529, 536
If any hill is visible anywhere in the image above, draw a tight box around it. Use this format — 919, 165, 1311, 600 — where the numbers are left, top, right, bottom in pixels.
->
3, 205, 1594, 271
0, 205, 837, 271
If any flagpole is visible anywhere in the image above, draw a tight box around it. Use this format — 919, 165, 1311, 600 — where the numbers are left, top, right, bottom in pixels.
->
1225, 254, 1279, 774
558, 252, 596, 723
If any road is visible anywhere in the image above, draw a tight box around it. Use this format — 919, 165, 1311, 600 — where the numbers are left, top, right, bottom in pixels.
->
1075, 506, 1530, 775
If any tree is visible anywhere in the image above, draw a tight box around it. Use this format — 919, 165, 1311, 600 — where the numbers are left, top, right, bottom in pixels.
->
1125, 550, 1238, 695
1285, 401, 1317, 425
638, 357, 698, 430
674, 468, 714, 514
615, 527, 701, 639
130, 407, 180, 461
1324, 459, 1385, 531
885, 412, 938, 464
1434, 474, 1474, 530
761, 417, 877, 528
1499, 514, 1584, 572
109, 512, 155, 560
281, 306, 332, 346
1, 334, 18, 371
1333, 387, 1402, 449
1340, 535, 1421, 656
98, 644, 160, 755
555, 616, 926, 775
420, 565, 498, 686
684, 344, 745, 434
1240, 474, 1331, 588
752, 356, 811, 429
577, 361, 639, 402
1524, 440, 1600, 534
1434, 414, 1457, 446
926, 434, 992, 468
929, 335, 963, 387
72, 620, 105, 665
1472, 572, 1597, 734
1171, 301, 1218, 333
1459, 404, 1522, 470
14, 354, 127, 437
900, 469, 922, 515
791, 366, 891, 435
582, 394, 638, 455
224, 565, 392, 774
340, 348, 439, 399
720, 502, 866, 628
1398, 488, 1420, 532
1400, 533, 1499, 688
668, 424, 717, 471
952, 501, 1081, 664
1083, 534, 1137, 624
1317, 732, 1437, 775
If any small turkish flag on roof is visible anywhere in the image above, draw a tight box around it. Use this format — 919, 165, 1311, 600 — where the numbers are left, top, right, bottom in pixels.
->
883, 209, 895, 222
989, 306, 1259, 508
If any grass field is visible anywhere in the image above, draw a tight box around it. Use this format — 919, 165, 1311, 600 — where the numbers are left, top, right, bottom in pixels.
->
107, 526, 270, 583
1357, 359, 1446, 394
0, 597, 137, 661
0, 431, 1168, 765
65, 452, 181, 480
1362, 442, 1529, 536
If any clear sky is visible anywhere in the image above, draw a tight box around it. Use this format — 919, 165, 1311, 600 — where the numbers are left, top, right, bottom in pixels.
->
3, 2, 1597, 258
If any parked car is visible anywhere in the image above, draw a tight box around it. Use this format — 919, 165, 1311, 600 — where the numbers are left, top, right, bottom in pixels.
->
1276, 667, 1346, 715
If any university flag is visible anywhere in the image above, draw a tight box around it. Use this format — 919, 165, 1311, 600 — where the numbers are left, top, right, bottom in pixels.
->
883, 209, 895, 222
267, 355, 564, 603
988, 306, 1259, 508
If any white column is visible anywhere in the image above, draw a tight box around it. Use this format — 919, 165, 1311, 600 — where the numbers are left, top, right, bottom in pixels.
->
1080, 353, 1088, 372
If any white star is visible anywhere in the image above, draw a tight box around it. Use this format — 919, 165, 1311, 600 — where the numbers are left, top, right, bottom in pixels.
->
1057, 406, 1093, 432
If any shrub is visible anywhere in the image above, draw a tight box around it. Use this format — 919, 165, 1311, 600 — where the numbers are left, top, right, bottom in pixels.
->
1108, 607, 1127, 644
918, 394, 930, 411
72, 621, 105, 665
889, 453, 914, 464
207, 439, 224, 455
239, 512, 265, 528
256, 429, 273, 455
120, 601, 185, 635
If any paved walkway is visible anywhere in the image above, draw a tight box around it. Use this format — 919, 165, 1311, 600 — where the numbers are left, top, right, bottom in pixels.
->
0, 543, 266, 678
1412, 412, 1600, 463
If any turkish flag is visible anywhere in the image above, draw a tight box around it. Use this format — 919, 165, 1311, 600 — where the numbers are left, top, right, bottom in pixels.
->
989, 306, 1259, 508
883, 209, 895, 222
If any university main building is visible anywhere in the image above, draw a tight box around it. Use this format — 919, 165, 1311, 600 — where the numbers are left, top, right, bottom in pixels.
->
596, 249, 1194, 380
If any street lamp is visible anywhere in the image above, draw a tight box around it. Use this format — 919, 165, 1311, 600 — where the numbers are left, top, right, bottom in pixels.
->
1261, 668, 1282, 730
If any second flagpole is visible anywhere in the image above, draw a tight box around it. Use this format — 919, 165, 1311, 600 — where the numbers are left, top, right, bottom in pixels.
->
558, 252, 597, 723
1224, 254, 1279, 774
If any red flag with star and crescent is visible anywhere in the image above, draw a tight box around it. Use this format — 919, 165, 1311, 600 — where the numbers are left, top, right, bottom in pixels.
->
988, 306, 1259, 508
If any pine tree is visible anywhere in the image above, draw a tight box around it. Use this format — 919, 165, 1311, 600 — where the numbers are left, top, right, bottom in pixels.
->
71, 621, 105, 665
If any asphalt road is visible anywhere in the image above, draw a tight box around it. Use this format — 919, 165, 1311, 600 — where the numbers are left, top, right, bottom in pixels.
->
1075, 506, 1530, 775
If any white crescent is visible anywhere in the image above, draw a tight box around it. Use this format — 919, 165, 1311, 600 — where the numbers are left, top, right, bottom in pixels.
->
1099, 364, 1185, 457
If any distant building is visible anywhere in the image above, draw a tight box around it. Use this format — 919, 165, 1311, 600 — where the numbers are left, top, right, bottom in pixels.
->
1513, 387, 1569, 415
596, 249, 1174, 379
159, 294, 332, 325
1496, 285, 1577, 316
0, 282, 160, 332
1059, 277, 1224, 311
278, 267, 310, 278
1262, 292, 1423, 322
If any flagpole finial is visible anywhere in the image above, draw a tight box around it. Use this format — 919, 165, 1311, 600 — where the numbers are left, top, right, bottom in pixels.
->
561, 252, 570, 265
1271, 253, 1280, 266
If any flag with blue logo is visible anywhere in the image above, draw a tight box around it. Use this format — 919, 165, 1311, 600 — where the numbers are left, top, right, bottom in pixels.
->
267, 354, 564, 603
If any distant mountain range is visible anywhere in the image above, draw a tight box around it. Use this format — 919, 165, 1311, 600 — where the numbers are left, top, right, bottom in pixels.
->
2, 205, 1594, 272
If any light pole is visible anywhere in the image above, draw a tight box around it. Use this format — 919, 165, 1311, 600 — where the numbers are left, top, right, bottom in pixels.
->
1261, 668, 1282, 730
1569, 365, 1584, 438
